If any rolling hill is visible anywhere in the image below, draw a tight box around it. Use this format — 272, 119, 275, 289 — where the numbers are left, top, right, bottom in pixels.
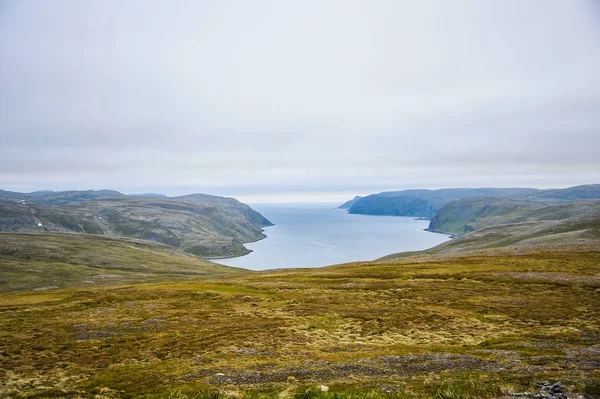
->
1, 233, 599, 397
0, 189, 272, 258
427, 197, 600, 236
341, 184, 600, 218
526, 184, 600, 201
342, 187, 538, 218
2, 187, 600, 397
0, 232, 249, 292
380, 198, 600, 260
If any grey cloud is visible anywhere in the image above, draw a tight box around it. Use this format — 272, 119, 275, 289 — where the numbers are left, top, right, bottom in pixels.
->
1, 0, 599, 200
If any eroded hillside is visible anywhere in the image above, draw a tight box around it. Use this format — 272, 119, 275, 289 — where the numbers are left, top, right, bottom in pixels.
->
0, 190, 272, 258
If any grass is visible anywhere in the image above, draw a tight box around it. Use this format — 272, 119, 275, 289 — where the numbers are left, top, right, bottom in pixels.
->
427, 197, 600, 237
381, 205, 600, 261
0, 233, 249, 292
1, 239, 599, 397
0, 192, 272, 257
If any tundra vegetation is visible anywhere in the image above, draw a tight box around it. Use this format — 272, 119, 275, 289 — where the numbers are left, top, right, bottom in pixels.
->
343, 185, 600, 219
1, 191, 600, 398
0, 190, 272, 258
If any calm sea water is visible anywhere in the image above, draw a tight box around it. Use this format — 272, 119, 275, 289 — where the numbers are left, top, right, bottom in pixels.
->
215, 203, 450, 270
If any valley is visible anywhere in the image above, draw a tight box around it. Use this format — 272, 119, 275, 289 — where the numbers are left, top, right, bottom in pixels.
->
1, 186, 599, 398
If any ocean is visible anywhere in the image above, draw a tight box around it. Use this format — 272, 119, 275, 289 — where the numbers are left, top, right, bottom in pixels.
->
215, 202, 450, 270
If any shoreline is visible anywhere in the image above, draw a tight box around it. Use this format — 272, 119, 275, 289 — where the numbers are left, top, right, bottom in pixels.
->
207, 225, 274, 260
213, 211, 451, 267
424, 227, 456, 239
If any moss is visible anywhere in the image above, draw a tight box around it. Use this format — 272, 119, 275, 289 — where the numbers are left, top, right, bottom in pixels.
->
1, 241, 599, 397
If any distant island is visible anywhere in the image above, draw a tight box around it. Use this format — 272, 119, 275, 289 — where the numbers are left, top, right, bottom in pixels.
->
338, 195, 363, 209
339, 184, 600, 219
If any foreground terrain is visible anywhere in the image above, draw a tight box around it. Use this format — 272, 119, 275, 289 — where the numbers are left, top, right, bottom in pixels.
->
2, 189, 600, 398
1, 241, 599, 398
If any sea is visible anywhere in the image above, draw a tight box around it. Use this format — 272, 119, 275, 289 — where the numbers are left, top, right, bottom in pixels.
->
214, 202, 450, 271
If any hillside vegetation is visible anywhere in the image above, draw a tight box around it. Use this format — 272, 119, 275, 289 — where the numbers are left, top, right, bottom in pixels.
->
1, 246, 599, 398
0, 190, 272, 258
0, 233, 249, 292
380, 199, 600, 261
342, 185, 600, 218
344, 188, 538, 218
528, 184, 600, 201
428, 198, 600, 237
2, 188, 600, 398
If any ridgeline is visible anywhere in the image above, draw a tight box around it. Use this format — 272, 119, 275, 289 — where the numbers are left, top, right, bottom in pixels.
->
0, 189, 272, 258
340, 184, 600, 219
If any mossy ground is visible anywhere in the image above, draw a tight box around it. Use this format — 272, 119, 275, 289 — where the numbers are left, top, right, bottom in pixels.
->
0, 233, 248, 292
1, 247, 599, 398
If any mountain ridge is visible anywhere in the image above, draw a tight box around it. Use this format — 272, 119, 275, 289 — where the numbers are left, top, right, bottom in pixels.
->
380, 198, 600, 260
339, 184, 600, 218
0, 189, 272, 258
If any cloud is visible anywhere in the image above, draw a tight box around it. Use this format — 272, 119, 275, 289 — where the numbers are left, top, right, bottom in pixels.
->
1, 0, 599, 200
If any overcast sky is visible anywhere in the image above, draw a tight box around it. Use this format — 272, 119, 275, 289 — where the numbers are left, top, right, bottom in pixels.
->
1, 1, 599, 202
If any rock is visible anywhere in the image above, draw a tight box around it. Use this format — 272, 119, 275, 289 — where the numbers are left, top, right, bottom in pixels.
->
511, 382, 570, 399
551, 383, 565, 392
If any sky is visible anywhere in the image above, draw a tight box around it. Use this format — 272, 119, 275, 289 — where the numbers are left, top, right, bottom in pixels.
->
1, 0, 599, 203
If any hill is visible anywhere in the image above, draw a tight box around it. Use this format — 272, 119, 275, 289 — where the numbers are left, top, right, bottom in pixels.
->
0, 189, 272, 258
0, 232, 248, 292
0, 189, 127, 205
340, 185, 600, 218
1, 236, 598, 397
527, 184, 600, 201
2, 188, 600, 397
132, 193, 168, 198
428, 197, 600, 236
343, 188, 538, 218
338, 195, 362, 209
380, 199, 600, 261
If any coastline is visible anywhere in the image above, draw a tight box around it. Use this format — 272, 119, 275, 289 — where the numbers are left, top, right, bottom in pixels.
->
424, 227, 456, 239
207, 225, 273, 260
212, 207, 451, 269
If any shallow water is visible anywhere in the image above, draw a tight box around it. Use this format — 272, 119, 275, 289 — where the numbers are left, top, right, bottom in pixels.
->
215, 203, 450, 270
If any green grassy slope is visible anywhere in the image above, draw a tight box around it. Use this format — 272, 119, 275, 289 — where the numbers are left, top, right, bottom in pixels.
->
526, 184, 600, 201
380, 199, 600, 261
0, 233, 249, 292
428, 198, 600, 236
0, 190, 272, 258
1, 250, 599, 398
0, 189, 126, 204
